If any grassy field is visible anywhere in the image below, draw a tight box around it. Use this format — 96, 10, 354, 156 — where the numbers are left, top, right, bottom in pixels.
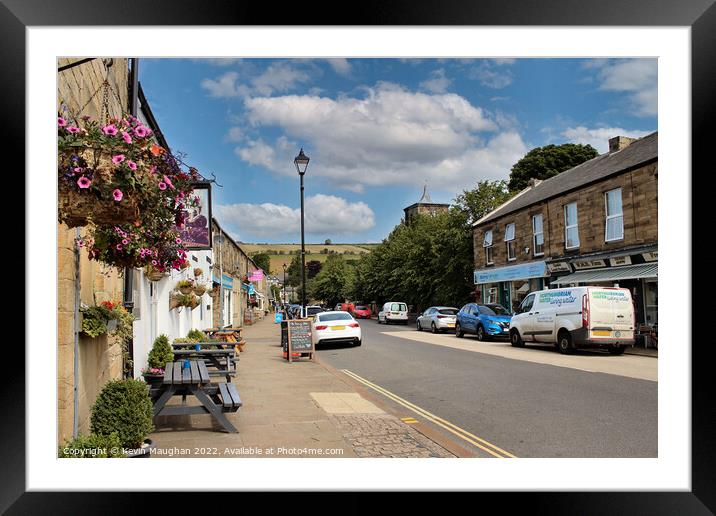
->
239, 243, 378, 275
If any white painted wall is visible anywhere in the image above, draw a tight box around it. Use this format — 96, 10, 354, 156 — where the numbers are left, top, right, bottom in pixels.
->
131, 249, 214, 378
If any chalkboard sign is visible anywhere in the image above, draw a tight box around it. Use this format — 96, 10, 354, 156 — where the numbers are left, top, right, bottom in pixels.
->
285, 319, 315, 362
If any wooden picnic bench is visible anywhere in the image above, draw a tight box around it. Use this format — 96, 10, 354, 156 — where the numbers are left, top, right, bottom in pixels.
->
150, 360, 241, 433
171, 345, 238, 382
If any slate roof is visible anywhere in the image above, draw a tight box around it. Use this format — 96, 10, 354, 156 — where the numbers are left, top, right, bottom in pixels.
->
475, 131, 658, 226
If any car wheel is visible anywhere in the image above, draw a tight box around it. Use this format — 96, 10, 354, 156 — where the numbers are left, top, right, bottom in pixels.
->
608, 346, 625, 355
354, 339, 362, 347
476, 325, 486, 341
431, 322, 439, 334
416, 320, 422, 331
556, 330, 573, 354
510, 329, 524, 347
455, 323, 464, 338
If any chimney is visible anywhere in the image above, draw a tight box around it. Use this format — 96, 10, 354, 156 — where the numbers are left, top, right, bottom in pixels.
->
609, 136, 637, 153
527, 178, 542, 188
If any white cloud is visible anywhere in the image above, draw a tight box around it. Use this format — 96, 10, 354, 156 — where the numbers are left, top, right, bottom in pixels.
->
215, 194, 375, 238
561, 126, 653, 153
225, 127, 244, 142
469, 61, 514, 89
590, 59, 657, 117
200, 62, 312, 99
197, 58, 243, 67
235, 83, 526, 191
420, 69, 451, 94
325, 58, 352, 76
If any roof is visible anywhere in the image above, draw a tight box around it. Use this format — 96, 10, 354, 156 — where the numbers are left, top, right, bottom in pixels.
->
475, 131, 658, 226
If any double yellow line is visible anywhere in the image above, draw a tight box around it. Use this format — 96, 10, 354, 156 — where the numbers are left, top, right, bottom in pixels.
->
341, 369, 517, 459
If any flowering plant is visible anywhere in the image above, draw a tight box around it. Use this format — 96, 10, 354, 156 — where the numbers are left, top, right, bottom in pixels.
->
59, 111, 202, 272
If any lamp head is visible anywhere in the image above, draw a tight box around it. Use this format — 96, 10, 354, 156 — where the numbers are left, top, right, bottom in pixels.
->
294, 148, 310, 175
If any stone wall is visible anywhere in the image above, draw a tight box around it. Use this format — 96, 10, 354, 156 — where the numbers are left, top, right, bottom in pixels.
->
57, 58, 130, 445
474, 161, 658, 269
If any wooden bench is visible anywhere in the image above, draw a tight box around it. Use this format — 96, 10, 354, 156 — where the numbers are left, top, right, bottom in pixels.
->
218, 382, 242, 412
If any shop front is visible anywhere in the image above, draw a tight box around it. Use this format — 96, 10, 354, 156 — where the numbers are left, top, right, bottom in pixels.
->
474, 261, 549, 312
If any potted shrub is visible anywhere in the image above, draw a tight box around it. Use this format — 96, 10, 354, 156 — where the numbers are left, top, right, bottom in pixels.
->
186, 329, 208, 342
176, 279, 194, 295
90, 379, 155, 458
58, 432, 127, 458
143, 334, 173, 385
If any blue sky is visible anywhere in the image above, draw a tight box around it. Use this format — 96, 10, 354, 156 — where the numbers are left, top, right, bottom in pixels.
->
139, 58, 657, 244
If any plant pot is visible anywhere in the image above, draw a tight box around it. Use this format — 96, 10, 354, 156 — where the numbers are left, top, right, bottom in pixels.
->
126, 438, 156, 459
194, 267, 203, 278
170, 296, 181, 310
58, 184, 140, 229
193, 286, 206, 296
179, 286, 193, 295
189, 296, 201, 309
142, 373, 164, 385
145, 267, 165, 282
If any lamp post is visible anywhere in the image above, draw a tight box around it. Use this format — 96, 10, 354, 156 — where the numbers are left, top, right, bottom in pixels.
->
215, 233, 225, 328
294, 148, 310, 317
282, 264, 287, 306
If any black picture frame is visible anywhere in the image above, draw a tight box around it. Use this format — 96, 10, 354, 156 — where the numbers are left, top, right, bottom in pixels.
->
9, 0, 712, 513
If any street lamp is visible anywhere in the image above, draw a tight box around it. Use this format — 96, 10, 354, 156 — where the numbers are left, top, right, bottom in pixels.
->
282, 263, 287, 306
215, 233, 225, 328
294, 148, 310, 317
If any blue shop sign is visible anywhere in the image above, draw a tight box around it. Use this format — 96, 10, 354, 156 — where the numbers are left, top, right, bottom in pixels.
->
212, 274, 234, 288
474, 261, 548, 284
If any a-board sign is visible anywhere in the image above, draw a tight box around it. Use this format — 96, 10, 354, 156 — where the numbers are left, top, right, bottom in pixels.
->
284, 319, 315, 362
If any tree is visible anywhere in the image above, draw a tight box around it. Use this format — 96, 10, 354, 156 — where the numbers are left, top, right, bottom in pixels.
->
508, 143, 598, 192
309, 254, 349, 307
324, 239, 332, 245
454, 180, 513, 225
251, 252, 271, 274
306, 260, 322, 279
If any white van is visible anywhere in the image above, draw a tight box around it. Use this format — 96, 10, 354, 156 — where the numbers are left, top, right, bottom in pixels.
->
509, 286, 635, 355
378, 302, 409, 325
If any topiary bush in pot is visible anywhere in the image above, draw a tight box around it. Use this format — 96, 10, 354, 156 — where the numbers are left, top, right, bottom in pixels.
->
58, 432, 127, 458
90, 379, 154, 450
147, 334, 173, 371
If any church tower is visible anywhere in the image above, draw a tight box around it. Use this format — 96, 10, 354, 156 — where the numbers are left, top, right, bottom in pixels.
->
403, 182, 450, 225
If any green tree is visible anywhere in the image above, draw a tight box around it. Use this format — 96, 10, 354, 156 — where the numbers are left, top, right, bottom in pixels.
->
251, 252, 271, 274
306, 260, 322, 279
508, 143, 598, 192
309, 254, 349, 306
454, 180, 513, 224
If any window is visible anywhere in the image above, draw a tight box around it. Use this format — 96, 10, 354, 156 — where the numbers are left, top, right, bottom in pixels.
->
564, 202, 580, 249
532, 214, 544, 256
483, 230, 494, 265
605, 188, 624, 241
520, 294, 535, 313
504, 223, 516, 261
318, 312, 353, 322
390, 303, 407, 311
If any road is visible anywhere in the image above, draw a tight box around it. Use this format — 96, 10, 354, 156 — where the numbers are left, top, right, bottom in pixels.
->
316, 317, 657, 458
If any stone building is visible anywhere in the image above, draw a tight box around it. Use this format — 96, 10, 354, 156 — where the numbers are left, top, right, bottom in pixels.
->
57, 58, 131, 445
403, 183, 450, 225
472, 132, 658, 328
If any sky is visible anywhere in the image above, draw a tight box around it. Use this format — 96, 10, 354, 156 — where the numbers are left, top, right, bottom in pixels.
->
139, 58, 657, 244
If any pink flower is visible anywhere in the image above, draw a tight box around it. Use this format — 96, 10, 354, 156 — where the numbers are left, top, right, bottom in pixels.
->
112, 154, 125, 164
75, 239, 84, 248
175, 237, 182, 244
73, 167, 82, 173
58, 117, 67, 127
121, 131, 132, 144
116, 244, 123, 251
127, 161, 137, 171
77, 176, 91, 189
66, 126, 80, 134
158, 182, 167, 191
112, 189, 123, 201
151, 260, 158, 266
163, 175, 174, 189
133, 125, 148, 138
122, 239, 129, 245
102, 124, 118, 136
149, 165, 157, 174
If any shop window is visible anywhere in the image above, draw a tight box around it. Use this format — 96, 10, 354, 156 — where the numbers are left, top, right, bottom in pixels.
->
532, 214, 544, 256
505, 223, 516, 261
564, 202, 580, 249
605, 188, 624, 242
644, 279, 658, 326
483, 230, 494, 265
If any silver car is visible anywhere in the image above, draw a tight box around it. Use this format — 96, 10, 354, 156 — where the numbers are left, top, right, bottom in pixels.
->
416, 306, 459, 333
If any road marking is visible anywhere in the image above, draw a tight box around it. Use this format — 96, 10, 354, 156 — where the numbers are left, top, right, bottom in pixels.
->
401, 417, 419, 424
342, 369, 517, 459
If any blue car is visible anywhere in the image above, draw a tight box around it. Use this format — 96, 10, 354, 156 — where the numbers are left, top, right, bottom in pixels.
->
455, 303, 513, 341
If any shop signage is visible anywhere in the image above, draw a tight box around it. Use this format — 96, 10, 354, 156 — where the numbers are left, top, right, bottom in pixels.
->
474, 261, 548, 284
547, 262, 572, 274
609, 255, 632, 267
572, 259, 607, 270
249, 270, 264, 282
176, 181, 213, 250
283, 319, 315, 362
212, 274, 234, 288
642, 251, 658, 262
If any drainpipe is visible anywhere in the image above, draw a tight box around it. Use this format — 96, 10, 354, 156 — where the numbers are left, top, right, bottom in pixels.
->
73, 228, 80, 438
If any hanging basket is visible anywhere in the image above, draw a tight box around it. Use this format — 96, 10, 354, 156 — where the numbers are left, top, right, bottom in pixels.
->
193, 285, 206, 296
144, 266, 166, 282
178, 286, 193, 295
58, 185, 140, 228
189, 296, 201, 309
169, 296, 181, 310
194, 268, 203, 278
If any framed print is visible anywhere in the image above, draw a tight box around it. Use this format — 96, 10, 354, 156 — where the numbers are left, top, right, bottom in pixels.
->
12, 0, 714, 513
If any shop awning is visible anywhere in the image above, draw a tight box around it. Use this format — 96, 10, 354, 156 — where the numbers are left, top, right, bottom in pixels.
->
551, 263, 657, 286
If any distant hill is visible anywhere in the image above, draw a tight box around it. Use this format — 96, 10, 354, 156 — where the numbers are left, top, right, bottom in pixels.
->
239, 243, 379, 274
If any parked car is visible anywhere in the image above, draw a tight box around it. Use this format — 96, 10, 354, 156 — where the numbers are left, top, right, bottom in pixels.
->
377, 302, 408, 324
312, 311, 362, 347
416, 306, 459, 333
304, 305, 325, 319
334, 303, 343, 311
351, 305, 372, 319
509, 286, 635, 355
455, 303, 512, 341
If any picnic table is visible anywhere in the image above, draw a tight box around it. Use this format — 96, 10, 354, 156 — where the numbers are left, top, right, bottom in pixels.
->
150, 360, 241, 433
171, 343, 238, 382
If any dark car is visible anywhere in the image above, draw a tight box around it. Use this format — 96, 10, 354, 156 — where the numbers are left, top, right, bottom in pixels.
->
455, 303, 512, 341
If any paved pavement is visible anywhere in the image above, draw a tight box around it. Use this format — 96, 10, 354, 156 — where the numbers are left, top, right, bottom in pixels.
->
316, 319, 658, 458
148, 316, 454, 458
